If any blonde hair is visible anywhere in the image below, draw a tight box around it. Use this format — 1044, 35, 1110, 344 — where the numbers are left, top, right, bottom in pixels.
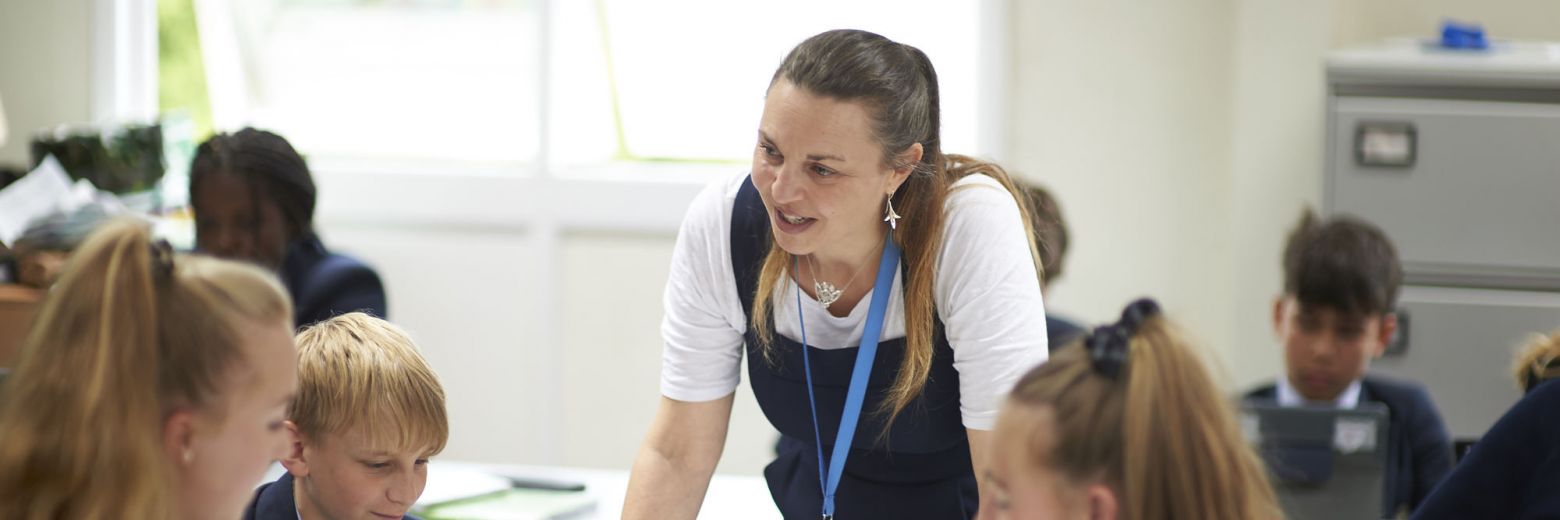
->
0, 218, 292, 519
1009, 317, 1281, 520
1512, 329, 1560, 393
750, 30, 1044, 428
290, 312, 448, 456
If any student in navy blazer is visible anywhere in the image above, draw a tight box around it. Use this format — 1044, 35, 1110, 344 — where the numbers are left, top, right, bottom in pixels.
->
1411, 331, 1560, 519
245, 473, 304, 520
1017, 179, 1086, 351
190, 128, 388, 329
279, 232, 387, 328
1245, 210, 1452, 517
246, 473, 425, 520
246, 313, 447, 520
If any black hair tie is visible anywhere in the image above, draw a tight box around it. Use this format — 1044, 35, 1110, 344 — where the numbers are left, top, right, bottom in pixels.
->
149, 239, 176, 282
1086, 298, 1162, 379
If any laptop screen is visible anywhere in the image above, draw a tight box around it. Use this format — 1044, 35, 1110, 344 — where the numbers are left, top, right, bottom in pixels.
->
1241, 401, 1390, 520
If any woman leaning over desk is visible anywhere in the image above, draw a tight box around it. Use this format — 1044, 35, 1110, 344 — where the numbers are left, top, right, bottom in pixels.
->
624, 29, 1049, 519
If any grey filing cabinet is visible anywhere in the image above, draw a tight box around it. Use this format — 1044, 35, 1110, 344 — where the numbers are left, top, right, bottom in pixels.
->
1326, 39, 1560, 439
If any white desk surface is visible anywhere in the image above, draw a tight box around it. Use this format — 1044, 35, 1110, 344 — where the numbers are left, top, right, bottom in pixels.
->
263, 461, 782, 519
455, 462, 780, 520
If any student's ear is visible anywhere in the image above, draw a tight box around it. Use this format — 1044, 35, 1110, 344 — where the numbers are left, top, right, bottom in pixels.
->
279, 421, 310, 477
162, 409, 198, 470
1372, 313, 1399, 358
1272, 297, 1287, 338
1085, 483, 1118, 520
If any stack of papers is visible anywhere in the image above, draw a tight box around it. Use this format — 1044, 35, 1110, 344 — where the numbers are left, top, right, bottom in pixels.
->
417, 463, 513, 505
414, 464, 596, 520
0, 156, 128, 248
417, 488, 596, 520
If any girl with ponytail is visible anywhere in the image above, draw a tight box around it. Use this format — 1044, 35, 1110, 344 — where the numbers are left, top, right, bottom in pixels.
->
627, 29, 1048, 519
980, 299, 1281, 520
0, 219, 299, 519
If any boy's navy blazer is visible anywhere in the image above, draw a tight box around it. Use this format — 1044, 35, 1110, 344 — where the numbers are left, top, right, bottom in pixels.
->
243, 473, 299, 520
1245, 375, 1454, 517
243, 473, 422, 520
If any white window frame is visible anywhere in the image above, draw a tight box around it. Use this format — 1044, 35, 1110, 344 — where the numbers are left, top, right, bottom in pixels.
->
95, 0, 159, 124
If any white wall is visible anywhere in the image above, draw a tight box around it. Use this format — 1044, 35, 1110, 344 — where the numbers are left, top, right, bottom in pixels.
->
1225, 0, 1339, 391
1006, 0, 1239, 379
555, 231, 776, 475
0, 0, 93, 166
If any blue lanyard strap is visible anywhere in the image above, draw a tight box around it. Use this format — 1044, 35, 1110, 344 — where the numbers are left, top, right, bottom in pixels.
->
796, 236, 901, 519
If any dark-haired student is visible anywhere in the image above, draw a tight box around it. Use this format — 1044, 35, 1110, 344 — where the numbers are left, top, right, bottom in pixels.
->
1017, 180, 1084, 351
190, 128, 387, 328
1411, 330, 1560, 519
1244, 209, 1452, 518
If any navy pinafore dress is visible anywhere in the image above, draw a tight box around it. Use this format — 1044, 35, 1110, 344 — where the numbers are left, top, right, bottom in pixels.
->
729, 177, 978, 519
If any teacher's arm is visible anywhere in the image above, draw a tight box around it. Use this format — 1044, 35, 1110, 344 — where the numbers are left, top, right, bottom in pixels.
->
936, 179, 1048, 507
967, 428, 991, 495
623, 393, 734, 520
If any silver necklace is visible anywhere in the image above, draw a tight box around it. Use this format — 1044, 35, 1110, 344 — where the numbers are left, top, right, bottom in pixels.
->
805, 252, 872, 309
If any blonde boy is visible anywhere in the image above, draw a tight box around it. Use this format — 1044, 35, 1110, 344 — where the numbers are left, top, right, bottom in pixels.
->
243, 312, 449, 520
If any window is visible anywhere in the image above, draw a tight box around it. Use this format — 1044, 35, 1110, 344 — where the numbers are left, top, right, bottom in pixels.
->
172, 0, 986, 174
191, 0, 539, 165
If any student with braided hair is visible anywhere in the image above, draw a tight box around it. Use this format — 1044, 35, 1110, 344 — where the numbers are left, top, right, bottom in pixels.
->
190, 128, 388, 328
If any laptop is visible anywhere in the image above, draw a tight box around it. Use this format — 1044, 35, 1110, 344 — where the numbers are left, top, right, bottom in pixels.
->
1240, 401, 1390, 520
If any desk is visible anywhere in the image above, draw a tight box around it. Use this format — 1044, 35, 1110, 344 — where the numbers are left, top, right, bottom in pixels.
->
262, 461, 781, 519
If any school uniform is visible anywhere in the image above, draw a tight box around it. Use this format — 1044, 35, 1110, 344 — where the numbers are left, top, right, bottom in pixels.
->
280, 233, 388, 329
1411, 379, 1560, 519
244, 473, 423, 520
242, 472, 298, 520
661, 173, 1048, 519
1246, 374, 1454, 517
1046, 314, 1085, 352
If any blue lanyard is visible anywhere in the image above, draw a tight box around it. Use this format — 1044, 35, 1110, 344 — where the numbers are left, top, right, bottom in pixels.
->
794, 236, 901, 520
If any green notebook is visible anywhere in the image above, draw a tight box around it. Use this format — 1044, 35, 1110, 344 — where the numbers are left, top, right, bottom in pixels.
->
416, 488, 596, 520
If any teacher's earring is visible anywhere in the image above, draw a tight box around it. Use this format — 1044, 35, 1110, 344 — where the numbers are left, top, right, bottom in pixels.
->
884, 196, 902, 230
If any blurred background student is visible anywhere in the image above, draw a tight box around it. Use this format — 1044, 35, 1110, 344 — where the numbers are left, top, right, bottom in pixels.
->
0, 219, 298, 518
1411, 329, 1560, 519
190, 127, 387, 328
1244, 210, 1451, 517
1017, 179, 1084, 350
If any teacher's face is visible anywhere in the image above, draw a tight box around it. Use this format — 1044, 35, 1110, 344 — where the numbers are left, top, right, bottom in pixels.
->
751, 79, 911, 258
